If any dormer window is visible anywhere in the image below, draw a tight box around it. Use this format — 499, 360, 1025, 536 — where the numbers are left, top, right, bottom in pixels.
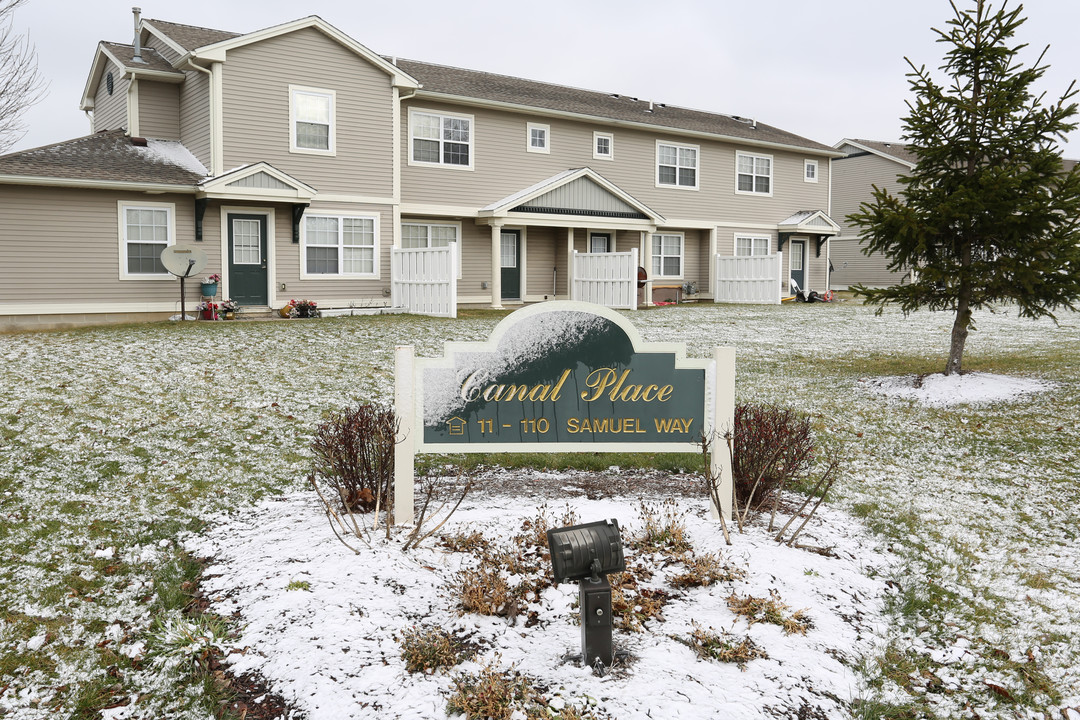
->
290, 86, 335, 155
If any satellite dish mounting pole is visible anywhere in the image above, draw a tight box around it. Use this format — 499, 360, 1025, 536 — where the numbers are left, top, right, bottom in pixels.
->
179, 259, 196, 321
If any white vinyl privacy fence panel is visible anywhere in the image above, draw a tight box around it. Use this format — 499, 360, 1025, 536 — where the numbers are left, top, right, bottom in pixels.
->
714, 252, 783, 305
391, 244, 457, 318
570, 249, 638, 310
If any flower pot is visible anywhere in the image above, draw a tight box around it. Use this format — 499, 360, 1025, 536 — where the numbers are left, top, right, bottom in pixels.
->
225, 311, 235, 320
201, 282, 218, 298
279, 306, 292, 318
297, 307, 311, 318
201, 309, 216, 320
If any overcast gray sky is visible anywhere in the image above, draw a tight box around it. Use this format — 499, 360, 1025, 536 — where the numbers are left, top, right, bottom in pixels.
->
8, 0, 1080, 156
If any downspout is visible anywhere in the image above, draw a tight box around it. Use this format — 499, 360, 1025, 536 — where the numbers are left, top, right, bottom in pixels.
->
184, 58, 221, 176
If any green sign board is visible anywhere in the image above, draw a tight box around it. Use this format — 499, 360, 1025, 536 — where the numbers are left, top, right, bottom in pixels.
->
415, 303, 710, 453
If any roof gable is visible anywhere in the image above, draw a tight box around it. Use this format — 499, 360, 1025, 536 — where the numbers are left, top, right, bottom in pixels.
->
198, 163, 316, 201
778, 210, 840, 235
184, 16, 418, 89
481, 168, 664, 224
80, 42, 185, 111
835, 138, 917, 168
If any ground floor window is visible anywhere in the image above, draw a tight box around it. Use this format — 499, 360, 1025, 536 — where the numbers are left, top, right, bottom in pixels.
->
651, 232, 683, 278
735, 235, 771, 256
119, 201, 174, 279
402, 222, 461, 277
302, 214, 377, 276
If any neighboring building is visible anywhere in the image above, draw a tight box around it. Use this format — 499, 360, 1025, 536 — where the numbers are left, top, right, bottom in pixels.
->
829, 138, 919, 289
0, 11, 843, 330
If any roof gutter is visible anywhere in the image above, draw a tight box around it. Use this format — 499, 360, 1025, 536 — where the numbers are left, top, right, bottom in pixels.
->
411, 89, 846, 158
0, 175, 198, 193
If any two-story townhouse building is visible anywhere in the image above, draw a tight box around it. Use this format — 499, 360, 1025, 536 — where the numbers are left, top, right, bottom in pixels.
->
0, 11, 843, 330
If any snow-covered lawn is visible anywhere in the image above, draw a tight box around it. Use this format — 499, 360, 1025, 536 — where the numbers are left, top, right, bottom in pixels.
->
1, 302, 1078, 719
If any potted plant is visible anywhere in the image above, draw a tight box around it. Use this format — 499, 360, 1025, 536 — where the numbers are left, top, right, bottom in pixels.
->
195, 301, 219, 320
219, 298, 240, 320
279, 298, 296, 318
293, 299, 319, 318
201, 273, 221, 298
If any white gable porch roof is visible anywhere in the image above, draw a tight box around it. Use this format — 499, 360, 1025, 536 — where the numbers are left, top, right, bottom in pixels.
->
478, 167, 665, 228
777, 209, 840, 235
196, 162, 316, 201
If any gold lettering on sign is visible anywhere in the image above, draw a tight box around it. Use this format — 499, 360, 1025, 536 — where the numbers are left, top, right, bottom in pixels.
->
580, 368, 674, 403
461, 368, 572, 403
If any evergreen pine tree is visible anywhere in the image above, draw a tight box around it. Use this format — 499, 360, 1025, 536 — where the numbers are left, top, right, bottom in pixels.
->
848, 0, 1080, 375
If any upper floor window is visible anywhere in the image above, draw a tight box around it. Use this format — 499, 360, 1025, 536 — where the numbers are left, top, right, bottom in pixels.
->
657, 141, 698, 189
735, 235, 770, 256
290, 86, 335, 155
119, 201, 174, 279
594, 132, 613, 160
651, 232, 684, 278
736, 152, 772, 195
403, 222, 462, 277
527, 123, 549, 153
302, 214, 377, 277
410, 109, 473, 169
804, 159, 818, 183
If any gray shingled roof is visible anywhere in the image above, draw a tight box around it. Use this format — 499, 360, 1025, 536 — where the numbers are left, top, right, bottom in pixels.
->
143, 18, 241, 52
101, 42, 184, 77
0, 130, 207, 185
845, 139, 919, 166
393, 58, 834, 153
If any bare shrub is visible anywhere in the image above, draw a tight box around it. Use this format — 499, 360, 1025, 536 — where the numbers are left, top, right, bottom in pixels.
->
727, 589, 813, 635
733, 403, 815, 513
311, 403, 397, 514
631, 499, 691, 556
669, 552, 745, 589
446, 663, 529, 720
398, 625, 470, 674
458, 566, 521, 618
609, 566, 670, 632
675, 622, 768, 668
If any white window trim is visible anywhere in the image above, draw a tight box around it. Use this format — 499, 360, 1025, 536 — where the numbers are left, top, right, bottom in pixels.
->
400, 220, 463, 279
656, 140, 700, 190
300, 212, 380, 280
804, 159, 819, 183
651, 231, 685, 280
408, 107, 475, 171
593, 131, 614, 161
289, 85, 336, 156
118, 200, 175, 281
735, 151, 774, 197
735, 234, 772, 256
526, 122, 549, 154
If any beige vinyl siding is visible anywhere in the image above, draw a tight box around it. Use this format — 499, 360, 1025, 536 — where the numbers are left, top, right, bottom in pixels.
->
143, 34, 182, 64
138, 81, 180, 140
275, 201, 395, 303
459, 222, 493, 297
0, 186, 199, 306
179, 68, 211, 170
400, 99, 832, 226
831, 153, 911, 288
220, 27, 394, 197
524, 226, 558, 299
93, 61, 129, 132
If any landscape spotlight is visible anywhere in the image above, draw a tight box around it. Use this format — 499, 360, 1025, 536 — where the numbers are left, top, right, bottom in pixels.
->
547, 519, 625, 671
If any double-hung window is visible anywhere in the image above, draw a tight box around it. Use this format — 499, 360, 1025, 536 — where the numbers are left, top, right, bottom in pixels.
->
527, 122, 549, 153
804, 159, 818, 183
402, 222, 461, 277
735, 235, 771, 256
410, 109, 473, 168
119, 201, 173, 279
657, 141, 698, 189
593, 131, 613, 160
651, 233, 683, 278
303, 214, 377, 277
290, 86, 335, 154
736, 152, 772, 195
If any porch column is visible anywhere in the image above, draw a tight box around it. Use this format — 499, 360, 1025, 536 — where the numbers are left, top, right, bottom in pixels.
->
640, 231, 653, 307
490, 221, 504, 309
566, 228, 574, 299
706, 226, 717, 299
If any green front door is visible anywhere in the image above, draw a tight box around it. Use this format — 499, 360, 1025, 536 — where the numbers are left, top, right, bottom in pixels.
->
228, 214, 268, 306
501, 230, 521, 301
789, 239, 806, 293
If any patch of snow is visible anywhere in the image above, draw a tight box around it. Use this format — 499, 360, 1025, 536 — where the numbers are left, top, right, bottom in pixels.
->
858, 371, 1053, 407
94, 546, 116, 559
138, 140, 208, 176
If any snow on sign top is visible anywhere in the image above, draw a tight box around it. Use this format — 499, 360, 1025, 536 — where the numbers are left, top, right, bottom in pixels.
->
412, 302, 720, 453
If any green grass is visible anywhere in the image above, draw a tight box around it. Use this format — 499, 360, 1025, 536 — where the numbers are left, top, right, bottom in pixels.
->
0, 304, 1077, 718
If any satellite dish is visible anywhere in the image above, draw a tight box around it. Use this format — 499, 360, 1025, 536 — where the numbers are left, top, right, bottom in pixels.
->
160, 246, 208, 278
